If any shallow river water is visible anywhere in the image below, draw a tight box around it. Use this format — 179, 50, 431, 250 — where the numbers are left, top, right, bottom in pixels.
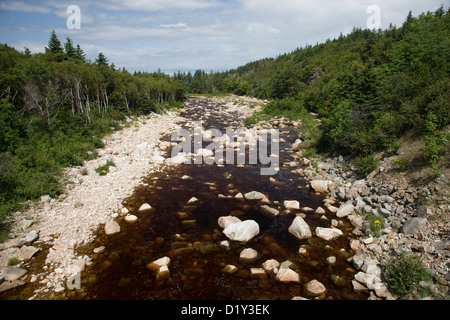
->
65, 97, 368, 300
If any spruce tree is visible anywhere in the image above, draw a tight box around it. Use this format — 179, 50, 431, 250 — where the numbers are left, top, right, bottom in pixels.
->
64, 37, 76, 59
45, 30, 67, 61
74, 44, 86, 62
95, 52, 109, 66
23, 47, 31, 57
45, 30, 63, 54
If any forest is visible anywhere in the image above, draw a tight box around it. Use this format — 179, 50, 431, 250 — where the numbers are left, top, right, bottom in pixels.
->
184, 7, 449, 175
1, 7, 449, 236
0, 31, 186, 234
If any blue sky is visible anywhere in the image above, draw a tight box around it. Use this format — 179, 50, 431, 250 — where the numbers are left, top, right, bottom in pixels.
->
0, 0, 447, 73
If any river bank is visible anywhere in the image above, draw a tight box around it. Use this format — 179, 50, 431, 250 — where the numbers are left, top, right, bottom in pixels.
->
1, 95, 448, 300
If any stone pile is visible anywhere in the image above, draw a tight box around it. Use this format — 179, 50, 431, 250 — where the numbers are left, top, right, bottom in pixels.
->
291, 144, 450, 299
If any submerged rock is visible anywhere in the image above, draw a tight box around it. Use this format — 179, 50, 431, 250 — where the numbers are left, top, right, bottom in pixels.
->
244, 191, 267, 202
259, 205, 280, 218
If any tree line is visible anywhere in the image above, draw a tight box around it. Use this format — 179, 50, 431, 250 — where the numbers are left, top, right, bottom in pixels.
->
186, 7, 449, 174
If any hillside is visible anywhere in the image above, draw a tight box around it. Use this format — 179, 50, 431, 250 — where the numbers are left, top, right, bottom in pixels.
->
185, 7, 449, 176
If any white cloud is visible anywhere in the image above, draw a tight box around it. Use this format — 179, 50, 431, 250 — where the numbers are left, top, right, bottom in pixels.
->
96, 0, 221, 12
246, 23, 280, 36
10, 40, 46, 53
0, 0, 51, 13
159, 22, 187, 29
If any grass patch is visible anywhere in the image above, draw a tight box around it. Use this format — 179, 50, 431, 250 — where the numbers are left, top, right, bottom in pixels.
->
95, 160, 116, 176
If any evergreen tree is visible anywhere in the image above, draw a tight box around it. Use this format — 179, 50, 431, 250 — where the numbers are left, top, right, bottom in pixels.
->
45, 30, 63, 54
23, 47, 31, 57
64, 37, 76, 59
45, 30, 66, 62
74, 44, 86, 62
95, 52, 109, 66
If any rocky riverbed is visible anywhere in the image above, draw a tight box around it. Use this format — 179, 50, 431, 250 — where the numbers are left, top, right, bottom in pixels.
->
1, 95, 449, 300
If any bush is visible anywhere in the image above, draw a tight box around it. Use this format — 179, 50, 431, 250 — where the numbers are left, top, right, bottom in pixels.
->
95, 160, 116, 176
422, 112, 449, 175
262, 98, 307, 119
384, 252, 430, 298
394, 157, 407, 171
352, 154, 378, 176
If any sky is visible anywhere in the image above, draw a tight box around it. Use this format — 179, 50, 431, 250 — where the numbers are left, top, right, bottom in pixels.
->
0, 0, 447, 74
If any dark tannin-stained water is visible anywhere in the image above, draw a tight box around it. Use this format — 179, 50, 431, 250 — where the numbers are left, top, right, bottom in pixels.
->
66, 97, 368, 300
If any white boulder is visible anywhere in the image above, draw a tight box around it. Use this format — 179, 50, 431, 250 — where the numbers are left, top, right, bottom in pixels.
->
223, 220, 259, 242
288, 216, 312, 240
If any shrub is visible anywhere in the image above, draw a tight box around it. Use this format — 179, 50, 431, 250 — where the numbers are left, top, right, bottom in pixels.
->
7, 257, 20, 266
384, 252, 431, 298
394, 157, 407, 171
95, 160, 115, 176
422, 112, 449, 175
352, 154, 378, 176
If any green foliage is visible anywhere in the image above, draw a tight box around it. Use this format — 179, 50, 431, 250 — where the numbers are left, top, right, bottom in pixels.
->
95, 52, 109, 66
95, 160, 116, 176
394, 157, 407, 171
0, 31, 188, 235
7, 257, 20, 266
262, 98, 307, 119
185, 7, 449, 170
352, 154, 379, 176
384, 252, 431, 298
422, 112, 449, 175
367, 213, 385, 237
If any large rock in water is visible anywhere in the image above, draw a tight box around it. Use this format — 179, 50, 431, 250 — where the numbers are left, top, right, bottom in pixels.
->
239, 248, 259, 263
310, 180, 332, 193
284, 200, 300, 210
223, 220, 259, 242
105, 220, 121, 235
275, 268, 300, 283
315, 227, 343, 240
288, 216, 312, 240
218, 215, 242, 229
244, 191, 267, 202
303, 279, 327, 297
